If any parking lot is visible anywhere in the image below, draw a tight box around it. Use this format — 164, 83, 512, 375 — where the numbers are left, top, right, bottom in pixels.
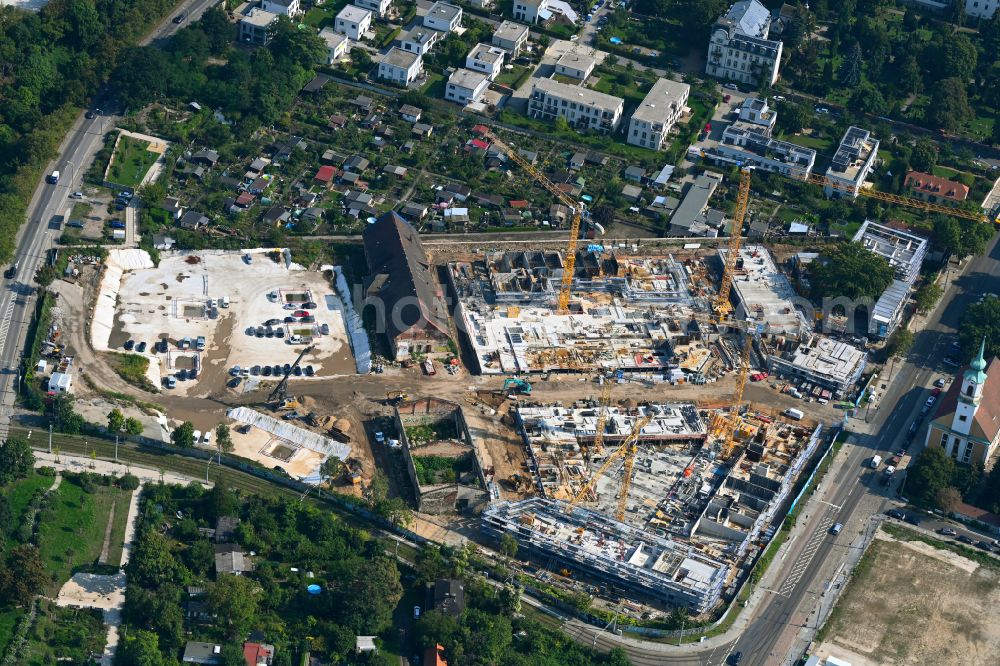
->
103, 250, 355, 393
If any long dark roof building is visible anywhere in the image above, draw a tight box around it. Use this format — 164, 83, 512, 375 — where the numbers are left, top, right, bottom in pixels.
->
362, 211, 450, 360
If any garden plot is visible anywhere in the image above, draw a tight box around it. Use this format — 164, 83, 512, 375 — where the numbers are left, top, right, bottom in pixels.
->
106, 250, 354, 393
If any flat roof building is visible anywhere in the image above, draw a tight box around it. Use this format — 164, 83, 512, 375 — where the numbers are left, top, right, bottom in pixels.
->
482, 497, 728, 613
555, 51, 596, 80
668, 172, 725, 237
628, 78, 690, 151
396, 27, 440, 56
446, 68, 490, 105
424, 1, 463, 32
851, 219, 927, 338
335, 4, 372, 41
825, 126, 879, 198
706, 124, 816, 178
319, 27, 350, 64
528, 77, 624, 134
768, 335, 867, 398
378, 47, 423, 86
466, 43, 506, 80
239, 8, 279, 45
719, 244, 810, 338
492, 20, 529, 54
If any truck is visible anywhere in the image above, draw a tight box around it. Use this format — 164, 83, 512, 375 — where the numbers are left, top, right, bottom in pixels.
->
423, 359, 436, 375
111, 229, 125, 240
783, 408, 804, 421
870, 455, 882, 469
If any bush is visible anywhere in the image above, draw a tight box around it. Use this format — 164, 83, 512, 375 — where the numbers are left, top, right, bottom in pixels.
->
118, 473, 141, 491
110, 353, 158, 392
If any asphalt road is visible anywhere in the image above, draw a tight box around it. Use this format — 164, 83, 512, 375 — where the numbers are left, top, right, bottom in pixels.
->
0, 0, 219, 428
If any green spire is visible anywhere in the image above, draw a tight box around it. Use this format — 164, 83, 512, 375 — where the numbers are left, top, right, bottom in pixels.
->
966, 337, 988, 386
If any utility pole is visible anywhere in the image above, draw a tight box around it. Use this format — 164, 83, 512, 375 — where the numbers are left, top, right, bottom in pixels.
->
48, 424, 52, 454
115, 434, 119, 463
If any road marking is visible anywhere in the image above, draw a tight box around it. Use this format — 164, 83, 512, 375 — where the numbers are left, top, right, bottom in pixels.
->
0, 298, 15, 345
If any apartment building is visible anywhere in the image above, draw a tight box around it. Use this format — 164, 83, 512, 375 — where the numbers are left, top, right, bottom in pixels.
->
354, 0, 392, 17
378, 48, 423, 86
492, 20, 529, 55
466, 43, 506, 80
527, 78, 623, 133
335, 5, 372, 40
446, 69, 490, 105
824, 126, 879, 198
514, 0, 547, 24
705, 0, 783, 87
965, 0, 1000, 19
627, 78, 690, 151
423, 1, 463, 32
319, 27, 350, 64
554, 51, 596, 80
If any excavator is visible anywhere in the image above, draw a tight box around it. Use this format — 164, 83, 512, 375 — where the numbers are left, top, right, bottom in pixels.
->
502, 378, 532, 396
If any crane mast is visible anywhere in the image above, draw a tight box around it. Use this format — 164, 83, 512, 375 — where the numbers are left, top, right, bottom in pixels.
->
714, 168, 753, 316
570, 413, 654, 521
482, 129, 582, 313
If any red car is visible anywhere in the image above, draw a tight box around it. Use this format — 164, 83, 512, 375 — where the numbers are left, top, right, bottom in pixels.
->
293, 310, 311, 318
931, 387, 942, 397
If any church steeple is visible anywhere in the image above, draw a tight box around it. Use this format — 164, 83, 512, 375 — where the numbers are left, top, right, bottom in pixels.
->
959, 338, 988, 407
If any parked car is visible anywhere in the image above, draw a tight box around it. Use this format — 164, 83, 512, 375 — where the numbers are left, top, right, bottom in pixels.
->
937, 527, 958, 536
904, 514, 921, 526
934, 377, 947, 388
304, 365, 314, 377
164, 376, 177, 388
264, 318, 282, 326
243, 253, 253, 264
957, 534, 975, 544
136, 341, 147, 353
124, 339, 135, 350
303, 301, 318, 309
293, 310, 310, 318
301, 316, 315, 323
887, 509, 906, 520
975, 541, 994, 551
262, 366, 272, 377
172, 12, 186, 23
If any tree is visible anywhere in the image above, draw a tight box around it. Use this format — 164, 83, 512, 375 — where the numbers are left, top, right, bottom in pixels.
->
414, 610, 460, 649
910, 138, 938, 173
366, 471, 389, 506
0, 436, 34, 485
320, 456, 344, 485
499, 532, 518, 561
839, 42, 863, 87
553, 115, 570, 133
184, 538, 216, 577
415, 545, 449, 584
116, 629, 164, 666
927, 78, 973, 131
898, 55, 922, 96
913, 281, 943, 313
129, 529, 182, 588
810, 242, 895, 301
907, 445, 956, 509
107, 408, 125, 433
52, 394, 86, 434
933, 215, 992, 259
0, 544, 47, 606
776, 100, 810, 135
884, 328, 914, 360
210, 574, 261, 639
124, 417, 144, 435
937, 487, 963, 513
848, 81, 886, 115
959, 297, 1000, 360
0, 494, 10, 537
171, 421, 195, 448
216, 424, 233, 454
341, 557, 403, 634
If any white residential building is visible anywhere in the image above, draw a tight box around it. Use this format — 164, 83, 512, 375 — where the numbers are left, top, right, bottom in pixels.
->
966, 0, 1000, 19
378, 47, 423, 85
492, 20, 529, 55
239, 8, 279, 45
704, 124, 816, 178
319, 27, 350, 63
824, 126, 879, 199
396, 27, 440, 56
705, 0, 783, 87
514, 0, 547, 24
554, 51, 596, 80
262, 0, 300, 17
528, 77, 624, 133
446, 69, 491, 105
354, 0, 392, 17
335, 5, 372, 41
627, 78, 690, 151
466, 43, 506, 80
423, 1, 463, 32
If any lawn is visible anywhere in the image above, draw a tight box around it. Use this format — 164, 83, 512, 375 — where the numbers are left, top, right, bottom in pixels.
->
110, 352, 156, 392
495, 64, 531, 89
5, 473, 54, 545
106, 135, 158, 189
35, 477, 129, 593
0, 609, 21, 659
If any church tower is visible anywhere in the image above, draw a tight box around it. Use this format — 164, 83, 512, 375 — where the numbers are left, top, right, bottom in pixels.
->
952, 338, 988, 436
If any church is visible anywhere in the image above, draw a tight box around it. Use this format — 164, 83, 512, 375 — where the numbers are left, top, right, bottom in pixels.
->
926, 340, 1000, 467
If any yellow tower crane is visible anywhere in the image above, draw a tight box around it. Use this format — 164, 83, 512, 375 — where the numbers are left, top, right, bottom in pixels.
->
569, 412, 654, 521
714, 168, 754, 316
718, 334, 753, 460
482, 129, 583, 313
590, 377, 615, 456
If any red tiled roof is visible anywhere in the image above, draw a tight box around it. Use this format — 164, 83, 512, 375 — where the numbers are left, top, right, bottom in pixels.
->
243, 642, 274, 666
509, 200, 529, 208
472, 124, 489, 135
904, 171, 969, 202
952, 501, 1000, 528
315, 165, 336, 182
932, 356, 1000, 443
468, 138, 489, 150
235, 192, 254, 206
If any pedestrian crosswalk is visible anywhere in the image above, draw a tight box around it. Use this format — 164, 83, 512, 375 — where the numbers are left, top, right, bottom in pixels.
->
0, 297, 15, 345
777, 515, 837, 596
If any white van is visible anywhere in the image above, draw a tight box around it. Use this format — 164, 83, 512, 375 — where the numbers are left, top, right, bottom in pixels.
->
221, 295, 230, 308
870, 455, 882, 469
784, 408, 804, 421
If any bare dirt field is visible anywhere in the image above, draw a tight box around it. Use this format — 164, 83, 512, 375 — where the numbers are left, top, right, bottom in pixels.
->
814, 530, 1000, 666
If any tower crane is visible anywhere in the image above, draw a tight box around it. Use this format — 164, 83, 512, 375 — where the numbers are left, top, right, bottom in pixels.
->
569, 412, 654, 521
590, 376, 615, 456
482, 129, 583, 313
718, 334, 753, 460
714, 167, 753, 317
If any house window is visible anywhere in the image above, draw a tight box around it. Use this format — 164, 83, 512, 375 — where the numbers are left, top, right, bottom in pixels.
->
959, 414, 967, 422
940, 432, 948, 448
967, 384, 975, 397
